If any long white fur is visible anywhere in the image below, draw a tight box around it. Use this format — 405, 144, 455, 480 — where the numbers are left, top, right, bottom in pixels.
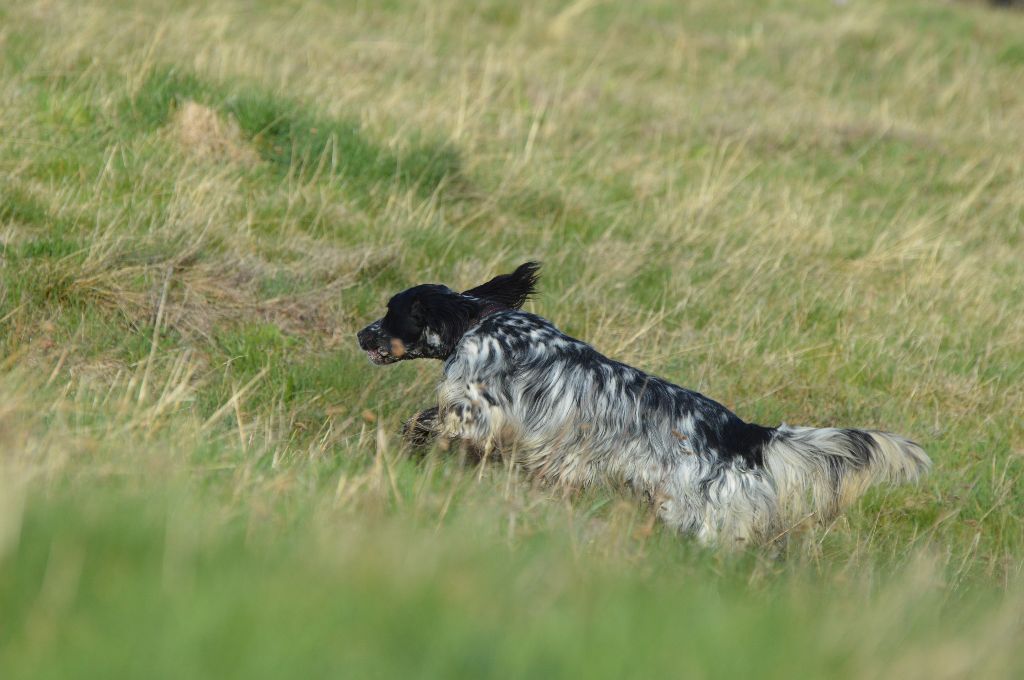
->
433, 311, 931, 547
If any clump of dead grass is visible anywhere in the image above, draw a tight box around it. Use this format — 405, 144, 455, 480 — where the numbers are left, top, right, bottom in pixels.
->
60, 252, 355, 344
170, 100, 260, 165
4, 237, 398, 387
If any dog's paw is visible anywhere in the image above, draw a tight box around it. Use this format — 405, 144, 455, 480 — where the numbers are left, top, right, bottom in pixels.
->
401, 407, 440, 450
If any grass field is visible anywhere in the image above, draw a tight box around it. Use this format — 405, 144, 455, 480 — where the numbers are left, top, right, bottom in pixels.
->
1, 0, 1023, 677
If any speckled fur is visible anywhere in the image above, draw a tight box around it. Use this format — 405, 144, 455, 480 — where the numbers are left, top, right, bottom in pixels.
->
358, 263, 931, 547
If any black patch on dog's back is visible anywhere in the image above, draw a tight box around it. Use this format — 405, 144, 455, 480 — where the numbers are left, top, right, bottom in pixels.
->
707, 420, 775, 468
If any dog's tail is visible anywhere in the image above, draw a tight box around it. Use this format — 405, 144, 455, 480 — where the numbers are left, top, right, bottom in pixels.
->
762, 425, 931, 525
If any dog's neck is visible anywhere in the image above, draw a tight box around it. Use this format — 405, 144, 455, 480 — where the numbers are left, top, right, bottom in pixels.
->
463, 298, 508, 329
440, 299, 516, 361
478, 303, 505, 319
448, 303, 509, 350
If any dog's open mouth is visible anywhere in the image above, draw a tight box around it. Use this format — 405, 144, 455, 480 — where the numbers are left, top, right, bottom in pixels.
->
365, 347, 397, 365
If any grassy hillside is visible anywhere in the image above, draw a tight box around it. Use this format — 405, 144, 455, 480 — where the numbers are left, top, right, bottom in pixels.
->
1, 0, 1023, 677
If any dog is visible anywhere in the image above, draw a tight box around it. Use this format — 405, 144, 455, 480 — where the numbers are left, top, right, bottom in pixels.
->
357, 262, 931, 546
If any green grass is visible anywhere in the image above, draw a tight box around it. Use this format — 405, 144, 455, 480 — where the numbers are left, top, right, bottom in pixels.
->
121, 67, 465, 202
1, 0, 1023, 677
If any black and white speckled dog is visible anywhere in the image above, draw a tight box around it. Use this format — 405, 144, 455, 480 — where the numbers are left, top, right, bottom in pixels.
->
357, 263, 931, 546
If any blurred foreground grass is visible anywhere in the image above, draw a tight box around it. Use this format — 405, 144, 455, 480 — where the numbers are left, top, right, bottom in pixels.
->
1, 0, 1023, 677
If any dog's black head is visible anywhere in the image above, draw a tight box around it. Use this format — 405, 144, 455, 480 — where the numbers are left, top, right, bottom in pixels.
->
357, 262, 540, 365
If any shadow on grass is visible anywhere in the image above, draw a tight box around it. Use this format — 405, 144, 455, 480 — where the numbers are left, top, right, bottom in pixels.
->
122, 67, 466, 203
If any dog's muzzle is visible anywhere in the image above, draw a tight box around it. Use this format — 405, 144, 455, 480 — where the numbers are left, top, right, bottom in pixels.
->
357, 322, 401, 365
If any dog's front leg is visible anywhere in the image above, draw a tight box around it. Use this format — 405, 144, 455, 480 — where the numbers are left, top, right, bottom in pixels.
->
437, 381, 502, 455
401, 392, 495, 461
401, 406, 440, 450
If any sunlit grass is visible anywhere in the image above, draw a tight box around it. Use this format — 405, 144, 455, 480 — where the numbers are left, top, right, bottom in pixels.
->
1, 0, 1023, 677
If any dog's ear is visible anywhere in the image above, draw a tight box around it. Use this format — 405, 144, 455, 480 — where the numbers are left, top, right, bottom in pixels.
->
463, 261, 540, 310
409, 299, 428, 327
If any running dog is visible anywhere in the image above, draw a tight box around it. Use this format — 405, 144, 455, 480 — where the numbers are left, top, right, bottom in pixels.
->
357, 263, 930, 546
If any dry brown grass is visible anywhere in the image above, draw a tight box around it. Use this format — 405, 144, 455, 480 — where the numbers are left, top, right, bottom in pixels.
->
170, 100, 260, 164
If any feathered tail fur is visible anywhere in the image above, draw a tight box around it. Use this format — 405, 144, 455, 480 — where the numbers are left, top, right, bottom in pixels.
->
763, 425, 931, 526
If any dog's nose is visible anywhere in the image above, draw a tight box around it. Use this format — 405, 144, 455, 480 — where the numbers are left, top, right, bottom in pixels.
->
357, 327, 374, 350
